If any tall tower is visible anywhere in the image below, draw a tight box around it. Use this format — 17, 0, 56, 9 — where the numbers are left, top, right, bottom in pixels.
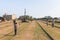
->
24, 9, 26, 16
22, 8, 27, 22
24, 9, 26, 22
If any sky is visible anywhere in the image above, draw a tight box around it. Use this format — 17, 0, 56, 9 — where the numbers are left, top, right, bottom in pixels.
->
0, 0, 60, 18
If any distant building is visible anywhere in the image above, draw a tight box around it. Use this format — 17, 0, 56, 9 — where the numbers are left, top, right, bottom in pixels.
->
44, 16, 52, 19
0, 17, 5, 22
3, 14, 16, 21
3, 14, 12, 21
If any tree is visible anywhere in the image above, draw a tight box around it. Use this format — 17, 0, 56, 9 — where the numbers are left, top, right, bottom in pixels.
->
18, 15, 33, 22
54, 17, 58, 20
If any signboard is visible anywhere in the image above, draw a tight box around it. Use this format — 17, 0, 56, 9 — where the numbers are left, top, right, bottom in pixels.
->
12, 14, 16, 20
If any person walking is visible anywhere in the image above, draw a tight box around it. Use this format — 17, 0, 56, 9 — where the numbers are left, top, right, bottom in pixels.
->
13, 20, 17, 36
52, 19, 54, 27
46, 19, 48, 26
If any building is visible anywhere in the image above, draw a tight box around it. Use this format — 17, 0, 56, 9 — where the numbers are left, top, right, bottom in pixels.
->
3, 14, 16, 21
0, 17, 5, 22
3, 14, 12, 21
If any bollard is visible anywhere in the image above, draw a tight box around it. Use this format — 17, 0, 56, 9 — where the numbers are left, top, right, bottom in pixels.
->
13, 20, 17, 36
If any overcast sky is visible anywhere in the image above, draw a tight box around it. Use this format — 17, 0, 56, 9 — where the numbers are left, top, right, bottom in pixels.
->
0, 0, 60, 18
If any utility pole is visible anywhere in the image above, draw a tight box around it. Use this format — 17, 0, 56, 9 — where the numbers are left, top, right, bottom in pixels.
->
24, 9, 26, 21
24, 9, 26, 16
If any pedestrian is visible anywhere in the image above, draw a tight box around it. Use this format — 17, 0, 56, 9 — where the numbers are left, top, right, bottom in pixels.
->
52, 19, 54, 27
13, 20, 17, 36
46, 19, 48, 26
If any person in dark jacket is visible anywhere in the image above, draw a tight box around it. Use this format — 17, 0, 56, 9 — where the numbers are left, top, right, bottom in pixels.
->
52, 19, 54, 27
13, 20, 17, 36
46, 19, 48, 26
